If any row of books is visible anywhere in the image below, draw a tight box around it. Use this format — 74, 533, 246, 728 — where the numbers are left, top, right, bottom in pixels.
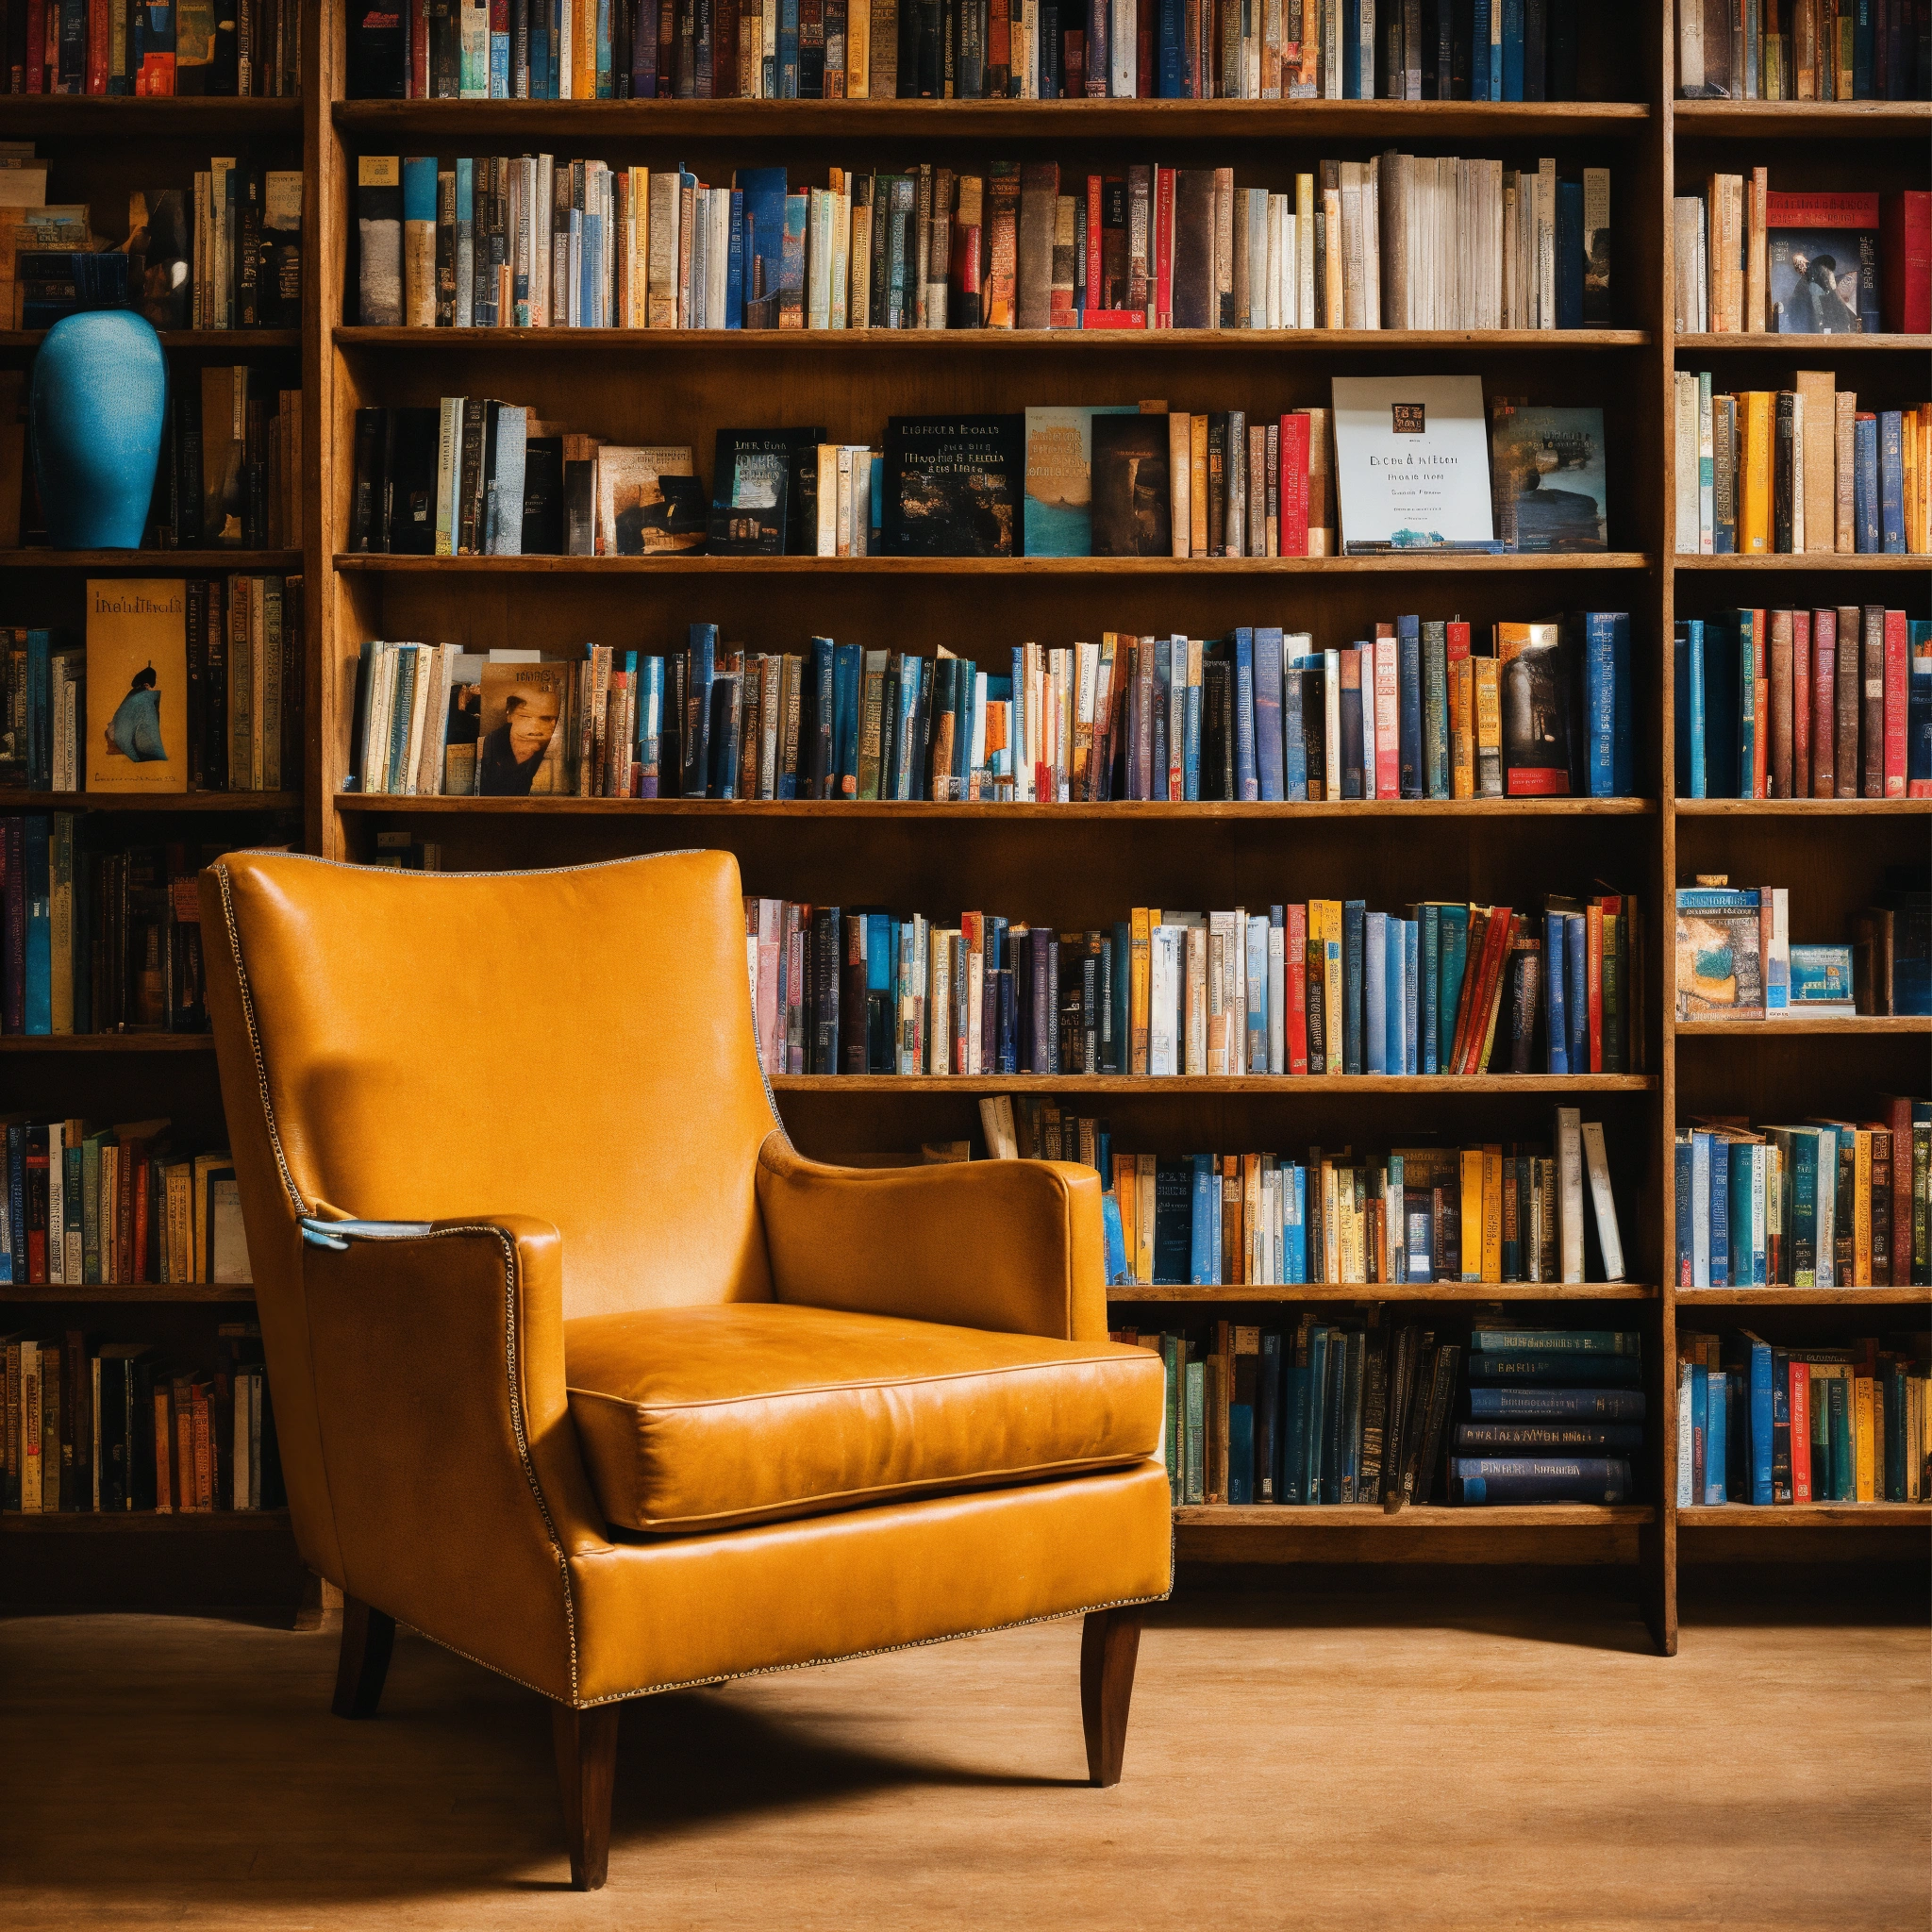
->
1672, 607, 1931, 801
1675, 1097, 1928, 1290
347, 0, 1601, 101
1, 578, 305, 796
1675, 1331, 1927, 1507
358, 150, 1611, 334
1677, 0, 1932, 101
346, 610, 1636, 806
1115, 1317, 1641, 1507
341, 386, 1607, 559
151, 376, 303, 555
1671, 183, 1926, 336
0, 0, 301, 94
1065, 1117, 1623, 1287
0, 826, 245, 1037
0, 1117, 250, 1286
1671, 377, 1930, 558
1, 1331, 281, 1517
740, 890, 1641, 1079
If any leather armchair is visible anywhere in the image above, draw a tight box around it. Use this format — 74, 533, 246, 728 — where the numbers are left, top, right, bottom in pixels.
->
201, 849, 1172, 1890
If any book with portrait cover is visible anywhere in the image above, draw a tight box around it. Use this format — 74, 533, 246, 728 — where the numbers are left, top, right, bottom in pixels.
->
708, 426, 825, 554
1495, 621, 1574, 796
1089, 413, 1174, 557
1023, 405, 1137, 557
87, 578, 188, 794
1330, 375, 1495, 554
1767, 192, 1881, 334
1489, 401, 1607, 554
881, 414, 1023, 558
476, 658, 572, 795
592, 445, 704, 556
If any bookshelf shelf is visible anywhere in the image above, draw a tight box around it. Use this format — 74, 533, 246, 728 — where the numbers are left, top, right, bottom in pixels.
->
0, 1035, 214, 1052
3, 791, 301, 812
334, 551, 1655, 576
0, 330, 302, 352
0, 1283, 254, 1303
334, 325, 1655, 352
1674, 1286, 1932, 1306
1674, 1016, 1932, 1036
334, 792, 1657, 820
0, 1509, 292, 1533
1672, 333, 1932, 354
1672, 553, 1926, 572
0, 549, 304, 572
1112, 1281, 1654, 1302
332, 98, 1656, 142
770, 1074, 1655, 1092
1670, 100, 1932, 138
1173, 1503, 1656, 1526
1673, 797, 1932, 817
1675, 1504, 1932, 1527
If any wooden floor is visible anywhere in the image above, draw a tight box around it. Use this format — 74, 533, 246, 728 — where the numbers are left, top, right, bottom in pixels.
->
3, 1577, 1927, 1932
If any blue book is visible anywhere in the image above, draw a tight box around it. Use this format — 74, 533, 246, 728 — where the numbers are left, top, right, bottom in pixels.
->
402, 154, 437, 230
1501, 0, 1524, 94
1729, 1142, 1754, 1283
531, 4, 551, 92
1183, 677, 1203, 801
833, 642, 861, 795
1739, 1330, 1774, 1505
1364, 910, 1388, 1074
1879, 409, 1906, 552
1469, 1352, 1643, 1386
1565, 913, 1587, 1073
1469, 1386, 1647, 1421
1403, 920, 1419, 1073
1437, 905, 1469, 1070
1854, 410, 1880, 552
723, 191, 745, 327
1680, 618, 1707, 797
1245, 916, 1268, 1073
1909, 620, 1932, 791
1668, 1139, 1690, 1287
1704, 1369, 1727, 1503
1157, 0, 1185, 92
1734, 607, 1757, 798
1282, 653, 1308, 798
1153, 637, 1171, 800
1453, 1458, 1631, 1504
1101, 1193, 1129, 1284
1286, 1170, 1307, 1283
1190, 1153, 1220, 1284
1397, 614, 1423, 798
1254, 627, 1285, 801
491, 22, 509, 92
1472, 0, 1491, 95
1341, 0, 1362, 95
24, 815, 50, 1035
1342, 900, 1366, 1074
738, 167, 789, 315
1854, 0, 1874, 93
1234, 627, 1258, 800
1307, 1328, 1332, 1502
1703, 614, 1740, 796
25, 629, 49, 787
778, 0, 800, 91
1580, 610, 1617, 796
1226, 1403, 1255, 1505
1386, 916, 1406, 1074
1420, 906, 1441, 1074
1556, 178, 1585, 325
1707, 1133, 1730, 1287
682, 623, 717, 796
1545, 909, 1569, 1074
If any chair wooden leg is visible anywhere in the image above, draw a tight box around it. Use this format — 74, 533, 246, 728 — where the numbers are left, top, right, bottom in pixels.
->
1079, 1607, 1143, 1789
552, 1702, 622, 1892
330, 1594, 394, 1720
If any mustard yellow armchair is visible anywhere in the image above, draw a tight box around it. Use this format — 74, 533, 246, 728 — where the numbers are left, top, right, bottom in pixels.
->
202, 849, 1172, 1890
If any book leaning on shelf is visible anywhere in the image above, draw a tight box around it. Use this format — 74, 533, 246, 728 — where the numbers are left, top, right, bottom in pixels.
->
1675, 1095, 1930, 1290
345, 613, 1637, 802
355, 151, 1611, 333
1676, 1330, 1928, 1507
740, 890, 1640, 1079
1, 1330, 282, 1517
348, 0, 1601, 101
1674, 606, 1929, 799
0, 0, 302, 94
1678, 0, 1932, 100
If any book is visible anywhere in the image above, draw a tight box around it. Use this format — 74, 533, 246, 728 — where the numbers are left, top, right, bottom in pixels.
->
1768, 192, 1882, 333
1489, 400, 1607, 552
1329, 375, 1495, 553
1022, 405, 1137, 556
85, 580, 189, 794
1089, 412, 1174, 556
708, 428, 795, 554
475, 658, 572, 794
591, 445, 703, 556
881, 413, 1024, 556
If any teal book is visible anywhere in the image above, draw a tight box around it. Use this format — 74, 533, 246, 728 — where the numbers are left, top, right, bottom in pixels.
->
1436, 903, 1470, 1069
1421, 619, 1450, 798
1189, 1152, 1219, 1285
1305, 1325, 1331, 1504
1472, 1327, 1642, 1355
1227, 1403, 1255, 1505
1467, 1352, 1643, 1385
1021, 405, 1135, 557
1420, 904, 1441, 1073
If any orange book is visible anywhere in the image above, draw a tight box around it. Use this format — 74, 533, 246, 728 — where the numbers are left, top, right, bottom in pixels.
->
1458, 907, 1515, 1074
1586, 902, 1605, 1072
152, 1386, 174, 1513
1739, 391, 1774, 552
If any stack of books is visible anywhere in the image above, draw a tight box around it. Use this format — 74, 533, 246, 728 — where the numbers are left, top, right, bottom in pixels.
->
1451, 1325, 1643, 1503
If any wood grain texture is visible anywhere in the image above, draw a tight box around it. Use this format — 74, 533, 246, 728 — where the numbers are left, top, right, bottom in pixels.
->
333, 551, 1656, 575
2, 1595, 1924, 1926
552, 1704, 623, 1892
336, 325, 1656, 351
1078, 1607, 1142, 1788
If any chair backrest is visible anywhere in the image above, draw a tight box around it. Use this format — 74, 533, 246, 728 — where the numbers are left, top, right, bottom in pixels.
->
201, 848, 781, 1324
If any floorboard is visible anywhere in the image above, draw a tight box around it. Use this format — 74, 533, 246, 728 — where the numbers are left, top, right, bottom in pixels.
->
2, 1580, 1925, 1931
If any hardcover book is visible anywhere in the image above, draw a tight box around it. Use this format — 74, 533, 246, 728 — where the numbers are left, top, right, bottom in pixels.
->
591, 445, 703, 556
1089, 413, 1173, 557
86, 578, 188, 794
1022, 405, 1137, 557
881, 414, 1023, 557
708, 428, 800, 554
1768, 192, 1881, 334
1489, 401, 1607, 553
476, 658, 572, 795
1329, 375, 1494, 553
1674, 886, 1765, 1019
1496, 622, 1573, 795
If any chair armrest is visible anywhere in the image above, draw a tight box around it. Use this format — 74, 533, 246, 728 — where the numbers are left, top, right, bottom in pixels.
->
755, 1138, 1109, 1341
298, 1214, 609, 1705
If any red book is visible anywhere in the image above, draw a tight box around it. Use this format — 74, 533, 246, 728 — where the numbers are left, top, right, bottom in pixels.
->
1086, 174, 1103, 308
1767, 607, 1794, 798
1791, 608, 1812, 800
1063, 25, 1085, 95
134, 1154, 152, 1284
1586, 902, 1604, 1074
1137, 0, 1154, 92
1751, 610, 1769, 799
1457, 907, 1514, 1074
1810, 606, 1837, 797
1154, 167, 1174, 329
86, 0, 107, 91
411, 0, 428, 96
1880, 1094, 1916, 1283
1880, 191, 1931, 334
153, 1388, 174, 1513
1285, 903, 1307, 1074
1446, 620, 1471, 672
25, 0, 44, 92
1883, 606, 1908, 796
1789, 1363, 1812, 1502
1276, 411, 1309, 555
1081, 309, 1148, 328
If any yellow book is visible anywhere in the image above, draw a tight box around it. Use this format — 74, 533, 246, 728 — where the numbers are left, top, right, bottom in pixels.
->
1473, 658, 1502, 796
1483, 1146, 1504, 1282
1854, 1374, 1875, 1501
1322, 1160, 1341, 1283
1129, 908, 1152, 1074
1450, 656, 1474, 798
1459, 1151, 1484, 1280
1853, 1129, 1872, 1284
1319, 901, 1343, 1072
1739, 390, 1773, 553
1135, 1154, 1157, 1287
1242, 1154, 1262, 1282
1190, 412, 1208, 558
86, 578, 189, 794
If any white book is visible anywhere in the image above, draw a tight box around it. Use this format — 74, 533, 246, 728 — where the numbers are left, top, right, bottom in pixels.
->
979, 1094, 1019, 1158
1690, 1132, 1711, 1286
1149, 926, 1179, 1075
1328, 373, 1493, 552
1580, 1120, 1625, 1282
1675, 1363, 1695, 1505
1813, 1125, 1836, 1287
1267, 920, 1286, 1074
1556, 1105, 1586, 1284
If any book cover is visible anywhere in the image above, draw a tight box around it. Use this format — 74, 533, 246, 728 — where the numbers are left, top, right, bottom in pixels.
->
882, 415, 1023, 557
1023, 405, 1137, 557
1090, 412, 1172, 557
591, 445, 702, 556
1490, 401, 1607, 553
708, 428, 796, 554
1496, 621, 1572, 795
1767, 192, 1881, 334
476, 658, 572, 794
1674, 886, 1765, 1019
1329, 375, 1494, 553
86, 579, 187, 793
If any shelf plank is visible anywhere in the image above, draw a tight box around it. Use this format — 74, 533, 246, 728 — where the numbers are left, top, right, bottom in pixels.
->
1676, 1504, 1931, 1527
334, 98, 1653, 140
335, 792, 1657, 820
0, 791, 299, 812
1675, 1285, 1932, 1306
0, 549, 304, 570
1112, 1281, 1654, 1302
1672, 332, 1932, 354
0, 1282, 254, 1303
0, 330, 300, 351
1173, 1504, 1656, 1525
1674, 797, 1932, 817
771, 1073, 1655, 1092
1672, 99, 1931, 138
0, 1508, 292, 1532
0, 1034, 214, 1052
1674, 1015, 1931, 1036
336, 324, 1653, 350
1673, 552, 1926, 571
336, 551, 1654, 575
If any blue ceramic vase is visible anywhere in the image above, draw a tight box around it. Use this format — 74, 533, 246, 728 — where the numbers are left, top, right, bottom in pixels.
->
30, 310, 168, 550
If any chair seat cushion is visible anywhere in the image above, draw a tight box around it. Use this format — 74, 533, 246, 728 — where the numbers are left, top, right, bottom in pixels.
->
564, 1302, 1164, 1535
